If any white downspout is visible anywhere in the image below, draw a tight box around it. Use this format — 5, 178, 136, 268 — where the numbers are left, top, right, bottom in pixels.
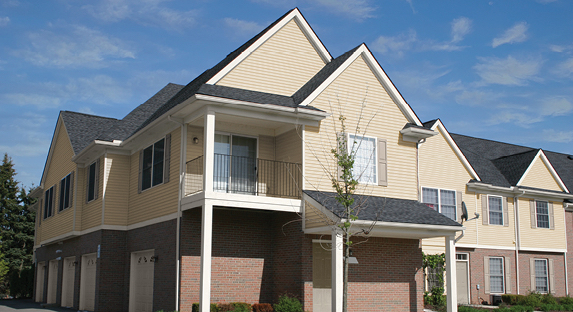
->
514, 190, 525, 294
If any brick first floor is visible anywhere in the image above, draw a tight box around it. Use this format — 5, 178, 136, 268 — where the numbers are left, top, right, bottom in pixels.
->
34, 207, 427, 312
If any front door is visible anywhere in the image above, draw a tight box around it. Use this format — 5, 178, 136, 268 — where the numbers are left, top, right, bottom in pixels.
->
214, 134, 257, 194
456, 254, 470, 304
313, 243, 332, 312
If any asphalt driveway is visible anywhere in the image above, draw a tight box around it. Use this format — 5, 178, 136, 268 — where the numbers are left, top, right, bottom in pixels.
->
0, 299, 74, 312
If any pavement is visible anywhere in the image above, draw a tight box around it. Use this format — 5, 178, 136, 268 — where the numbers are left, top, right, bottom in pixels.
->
0, 299, 75, 312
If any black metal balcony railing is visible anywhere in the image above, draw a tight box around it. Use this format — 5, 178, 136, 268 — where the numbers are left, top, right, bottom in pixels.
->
185, 154, 302, 199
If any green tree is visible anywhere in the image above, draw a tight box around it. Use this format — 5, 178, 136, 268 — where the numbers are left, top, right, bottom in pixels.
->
0, 153, 36, 298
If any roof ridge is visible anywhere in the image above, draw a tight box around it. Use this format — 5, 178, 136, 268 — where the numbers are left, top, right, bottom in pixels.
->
450, 133, 537, 151
493, 148, 539, 160
61, 110, 119, 121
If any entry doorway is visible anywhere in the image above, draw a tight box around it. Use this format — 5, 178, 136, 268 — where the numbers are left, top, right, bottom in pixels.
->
214, 134, 258, 194
313, 242, 332, 312
456, 253, 470, 304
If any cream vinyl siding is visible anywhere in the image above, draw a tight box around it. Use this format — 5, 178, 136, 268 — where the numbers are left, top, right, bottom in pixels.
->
39, 123, 76, 241
103, 154, 130, 226
186, 125, 204, 162
276, 129, 302, 164
305, 201, 334, 229
519, 159, 564, 192
304, 55, 417, 200
519, 198, 566, 250
479, 195, 516, 247
81, 156, 104, 231
419, 128, 477, 248
128, 129, 180, 225
259, 135, 275, 161
216, 19, 326, 96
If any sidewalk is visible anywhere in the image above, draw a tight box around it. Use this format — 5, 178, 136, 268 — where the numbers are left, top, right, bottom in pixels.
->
0, 299, 75, 312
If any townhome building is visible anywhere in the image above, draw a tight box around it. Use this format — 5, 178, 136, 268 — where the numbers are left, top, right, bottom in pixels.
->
419, 119, 573, 305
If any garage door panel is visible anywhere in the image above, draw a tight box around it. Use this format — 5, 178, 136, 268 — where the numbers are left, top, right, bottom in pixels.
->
130, 250, 155, 312
61, 256, 76, 308
80, 253, 97, 311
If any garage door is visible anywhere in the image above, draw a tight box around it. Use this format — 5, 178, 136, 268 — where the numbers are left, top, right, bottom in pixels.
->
129, 250, 155, 312
36, 262, 45, 302
79, 253, 97, 311
61, 256, 76, 308
47, 259, 58, 304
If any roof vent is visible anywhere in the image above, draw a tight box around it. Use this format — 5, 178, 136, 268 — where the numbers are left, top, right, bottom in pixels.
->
568, 155, 573, 160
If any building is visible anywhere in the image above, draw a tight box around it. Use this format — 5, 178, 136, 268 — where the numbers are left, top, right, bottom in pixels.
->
29, 7, 573, 312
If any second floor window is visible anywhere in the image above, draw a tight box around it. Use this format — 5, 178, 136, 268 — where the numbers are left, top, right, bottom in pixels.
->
530, 200, 553, 230
139, 134, 170, 193
59, 172, 74, 211
44, 185, 54, 219
422, 187, 457, 220
488, 196, 503, 225
87, 160, 99, 202
349, 134, 377, 184
536, 201, 550, 229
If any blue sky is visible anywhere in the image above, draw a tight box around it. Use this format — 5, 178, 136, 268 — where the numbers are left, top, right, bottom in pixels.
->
1, 0, 572, 188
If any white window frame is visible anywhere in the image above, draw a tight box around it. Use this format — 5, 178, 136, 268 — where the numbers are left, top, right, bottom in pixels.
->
348, 133, 378, 185
421, 187, 457, 221
488, 195, 504, 226
141, 137, 166, 192
489, 257, 505, 294
534, 259, 549, 293
535, 201, 550, 229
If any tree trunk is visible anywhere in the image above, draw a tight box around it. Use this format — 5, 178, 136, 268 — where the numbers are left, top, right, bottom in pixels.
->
343, 232, 349, 312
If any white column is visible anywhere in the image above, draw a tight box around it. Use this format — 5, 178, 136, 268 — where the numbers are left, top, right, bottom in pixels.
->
199, 202, 214, 312
332, 228, 343, 312
445, 235, 457, 312
203, 110, 215, 193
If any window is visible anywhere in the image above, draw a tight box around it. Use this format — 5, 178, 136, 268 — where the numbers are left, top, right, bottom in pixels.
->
536, 201, 550, 229
59, 172, 74, 211
422, 187, 457, 220
489, 196, 503, 225
87, 160, 99, 202
139, 135, 170, 193
44, 186, 55, 219
489, 257, 505, 293
426, 266, 442, 291
349, 134, 377, 184
535, 259, 548, 293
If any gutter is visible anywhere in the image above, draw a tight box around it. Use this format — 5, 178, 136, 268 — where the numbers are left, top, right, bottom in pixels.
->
349, 219, 463, 233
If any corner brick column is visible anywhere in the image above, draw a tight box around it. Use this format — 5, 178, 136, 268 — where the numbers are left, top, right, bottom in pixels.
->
332, 228, 343, 312
446, 235, 457, 312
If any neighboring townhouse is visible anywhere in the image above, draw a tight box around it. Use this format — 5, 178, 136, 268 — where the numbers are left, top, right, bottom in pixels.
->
419, 120, 573, 304
29, 8, 465, 312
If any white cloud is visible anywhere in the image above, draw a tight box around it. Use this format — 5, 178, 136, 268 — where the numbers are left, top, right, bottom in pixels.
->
455, 90, 502, 106
403, 0, 416, 14
540, 97, 572, 116
542, 129, 573, 143
553, 58, 573, 77
474, 56, 542, 85
0, 16, 9, 26
371, 30, 417, 57
451, 17, 472, 43
15, 25, 135, 68
83, 0, 198, 30
224, 18, 264, 37
1, 0, 19, 7
536, 0, 557, 3
488, 111, 543, 126
492, 22, 528, 48
313, 0, 376, 21
549, 44, 566, 53
3, 93, 63, 109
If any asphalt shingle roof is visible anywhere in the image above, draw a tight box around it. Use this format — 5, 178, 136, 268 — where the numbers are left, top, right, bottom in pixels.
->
303, 190, 462, 227
60, 111, 119, 155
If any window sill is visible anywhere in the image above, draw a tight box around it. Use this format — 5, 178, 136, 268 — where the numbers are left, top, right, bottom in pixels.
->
140, 181, 166, 193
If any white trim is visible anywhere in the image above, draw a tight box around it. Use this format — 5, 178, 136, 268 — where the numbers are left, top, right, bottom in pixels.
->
430, 120, 480, 181
348, 133, 378, 185
40, 115, 67, 188
487, 195, 504, 226
455, 243, 567, 253
421, 186, 458, 221
533, 258, 549, 294
516, 150, 569, 193
206, 8, 331, 85
467, 182, 573, 201
101, 154, 107, 225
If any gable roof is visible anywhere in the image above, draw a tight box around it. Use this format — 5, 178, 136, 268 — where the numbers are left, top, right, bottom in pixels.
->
60, 111, 119, 155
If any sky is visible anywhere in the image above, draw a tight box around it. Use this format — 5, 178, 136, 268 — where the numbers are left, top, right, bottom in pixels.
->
1, 0, 572, 189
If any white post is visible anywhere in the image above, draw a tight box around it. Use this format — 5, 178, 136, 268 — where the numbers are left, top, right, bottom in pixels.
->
203, 110, 215, 193
199, 202, 214, 312
445, 235, 457, 312
332, 228, 343, 312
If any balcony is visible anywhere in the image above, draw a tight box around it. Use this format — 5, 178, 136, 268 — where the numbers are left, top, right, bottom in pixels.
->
185, 154, 302, 199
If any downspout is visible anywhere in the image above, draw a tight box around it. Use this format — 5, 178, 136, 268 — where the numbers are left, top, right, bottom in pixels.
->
416, 138, 426, 202
514, 189, 525, 294
169, 116, 186, 311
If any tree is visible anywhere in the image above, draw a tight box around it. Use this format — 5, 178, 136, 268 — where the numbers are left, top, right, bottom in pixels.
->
0, 154, 36, 298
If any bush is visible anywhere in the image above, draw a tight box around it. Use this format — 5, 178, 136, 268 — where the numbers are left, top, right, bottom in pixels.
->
539, 303, 564, 311
559, 297, 573, 305
273, 295, 303, 312
252, 303, 273, 312
192, 303, 219, 312
231, 303, 251, 312
517, 293, 542, 308
502, 294, 525, 305
542, 293, 558, 305
424, 287, 446, 307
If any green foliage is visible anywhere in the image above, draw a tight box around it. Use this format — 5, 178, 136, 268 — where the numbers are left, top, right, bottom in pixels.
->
560, 297, 573, 305
422, 253, 446, 309
541, 293, 557, 305
517, 292, 543, 308
502, 294, 526, 305
252, 303, 273, 312
192, 303, 219, 312
0, 154, 36, 298
273, 295, 303, 312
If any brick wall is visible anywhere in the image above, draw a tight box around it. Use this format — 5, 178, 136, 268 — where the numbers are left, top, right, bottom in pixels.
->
567, 211, 573, 296
518, 251, 566, 297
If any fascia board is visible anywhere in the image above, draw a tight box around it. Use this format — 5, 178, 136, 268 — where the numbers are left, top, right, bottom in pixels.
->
206, 8, 331, 85
516, 150, 569, 193
302, 193, 340, 225
299, 45, 422, 126
467, 182, 573, 200
40, 115, 65, 188
351, 219, 463, 233
431, 120, 481, 181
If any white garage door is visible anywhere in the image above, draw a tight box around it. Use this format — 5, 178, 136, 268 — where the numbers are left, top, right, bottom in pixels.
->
129, 250, 155, 312
61, 256, 76, 308
47, 259, 58, 304
79, 253, 97, 311
36, 262, 45, 302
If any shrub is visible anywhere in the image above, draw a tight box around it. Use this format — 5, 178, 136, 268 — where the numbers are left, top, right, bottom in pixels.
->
274, 295, 303, 312
502, 294, 525, 305
192, 303, 219, 312
230, 303, 251, 312
539, 303, 564, 311
559, 297, 573, 305
517, 293, 542, 308
541, 293, 557, 305
252, 303, 273, 312
424, 287, 446, 307
218, 304, 234, 312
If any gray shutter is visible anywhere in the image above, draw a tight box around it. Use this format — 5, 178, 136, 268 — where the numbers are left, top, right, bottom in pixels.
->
505, 257, 512, 293
164, 134, 171, 183
86, 167, 89, 204
549, 259, 555, 294
51, 185, 56, 217
377, 138, 387, 186
38, 198, 43, 225
484, 256, 490, 294
530, 258, 536, 291
94, 158, 100, 200
503, 197, 509, 227
549, 202, 554, 230
530, 200, 536, 229
457, 191, 463, 222
138, 150, 143, 194
482, 195, 489, 225
68, 171, 74, 209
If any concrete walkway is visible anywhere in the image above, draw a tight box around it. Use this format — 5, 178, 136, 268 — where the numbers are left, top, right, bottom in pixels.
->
0, 299, 75, 312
